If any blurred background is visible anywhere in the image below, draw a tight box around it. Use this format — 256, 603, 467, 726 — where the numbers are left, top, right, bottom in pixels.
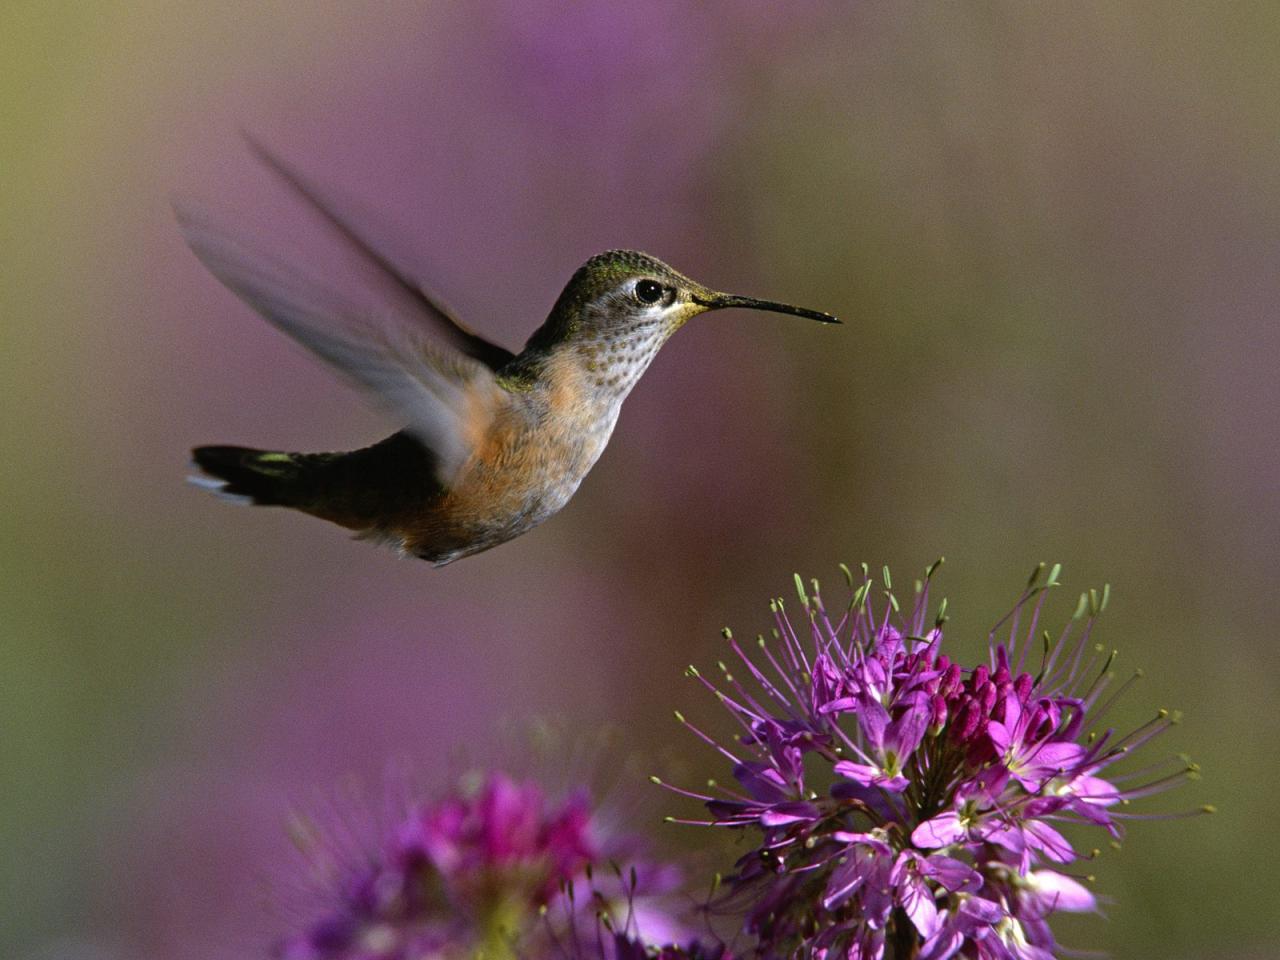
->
3, 2, 1276, 957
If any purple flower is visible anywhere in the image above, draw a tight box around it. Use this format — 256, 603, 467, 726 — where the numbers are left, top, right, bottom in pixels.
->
276, 771, 686, 960
664, 563, 1207, 959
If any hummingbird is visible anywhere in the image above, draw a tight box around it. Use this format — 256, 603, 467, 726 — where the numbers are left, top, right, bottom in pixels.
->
182, 144, 839, 565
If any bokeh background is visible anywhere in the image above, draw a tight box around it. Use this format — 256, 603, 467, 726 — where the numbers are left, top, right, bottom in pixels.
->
4, 3, 1276, 958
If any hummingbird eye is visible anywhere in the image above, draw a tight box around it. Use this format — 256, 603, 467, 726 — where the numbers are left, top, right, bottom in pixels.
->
633, 279, 664, 305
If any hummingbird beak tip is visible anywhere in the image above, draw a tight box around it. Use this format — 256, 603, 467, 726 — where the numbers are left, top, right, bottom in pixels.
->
700, 293, 840, 326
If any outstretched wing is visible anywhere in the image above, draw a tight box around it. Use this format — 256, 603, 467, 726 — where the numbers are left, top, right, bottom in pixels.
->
176, 205, 501, 486
242, 133, 516, 371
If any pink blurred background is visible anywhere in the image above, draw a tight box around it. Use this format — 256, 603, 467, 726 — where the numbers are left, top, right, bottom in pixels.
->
4, 4, 1276, 958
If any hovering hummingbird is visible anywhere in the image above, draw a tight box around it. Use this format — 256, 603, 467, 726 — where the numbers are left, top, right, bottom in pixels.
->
182, 144, 839, 565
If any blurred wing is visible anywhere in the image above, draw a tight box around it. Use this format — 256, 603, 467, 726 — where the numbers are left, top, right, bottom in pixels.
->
176, 205, 500, 485
243, 133, 517, 371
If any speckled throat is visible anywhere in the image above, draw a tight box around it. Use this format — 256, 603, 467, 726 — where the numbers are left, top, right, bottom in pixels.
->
571, 304, 683, 401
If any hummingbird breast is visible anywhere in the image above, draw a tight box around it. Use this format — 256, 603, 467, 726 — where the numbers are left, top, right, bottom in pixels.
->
399, 348, 630, 564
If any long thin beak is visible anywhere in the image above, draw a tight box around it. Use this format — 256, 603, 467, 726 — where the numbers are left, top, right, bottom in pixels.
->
695, 292, 840, 325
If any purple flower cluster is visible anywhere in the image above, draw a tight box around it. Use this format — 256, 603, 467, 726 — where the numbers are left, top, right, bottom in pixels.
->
267, 564, 1204, 960
276, 771, 690, 960
664, 563, 1203, 960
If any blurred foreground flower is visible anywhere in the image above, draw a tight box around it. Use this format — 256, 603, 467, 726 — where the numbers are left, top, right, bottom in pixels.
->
662, 563, 1208, 960
275, 770, 704, 960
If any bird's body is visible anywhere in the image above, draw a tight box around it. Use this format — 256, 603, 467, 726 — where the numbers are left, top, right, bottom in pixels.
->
198, 346, 639, 564
184, 144, 837, 564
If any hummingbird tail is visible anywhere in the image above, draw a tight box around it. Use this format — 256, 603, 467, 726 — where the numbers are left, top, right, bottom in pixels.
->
188, 445, 309, 507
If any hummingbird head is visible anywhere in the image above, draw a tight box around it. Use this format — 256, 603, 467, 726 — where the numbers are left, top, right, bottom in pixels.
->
523, 250, 837, 391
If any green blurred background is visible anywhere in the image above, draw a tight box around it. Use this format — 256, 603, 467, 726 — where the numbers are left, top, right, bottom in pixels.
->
3, 2, 1275, 957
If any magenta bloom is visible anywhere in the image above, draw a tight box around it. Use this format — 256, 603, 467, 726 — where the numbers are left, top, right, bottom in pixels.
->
276, 771, 684, 960
665, 564, 1204, 960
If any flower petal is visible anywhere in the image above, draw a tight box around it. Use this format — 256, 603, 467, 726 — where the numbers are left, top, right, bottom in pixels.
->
919, 927, 964, 960
859, 701, 891, 750
957, 895, 1006, 925
759, 802, 820, 827
1025, 871, 1096, 913
912, 812, 966, 848
886, 696, 931, 758
899, 873, 940, 938
920, 854, 982, 893
733, 761, 791, 803
824, 854, 870, 909
1026, 740, 1085, 774
987, 720, 1014, 755
1024, 820, 1075, 863
833, 760, 881, 785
